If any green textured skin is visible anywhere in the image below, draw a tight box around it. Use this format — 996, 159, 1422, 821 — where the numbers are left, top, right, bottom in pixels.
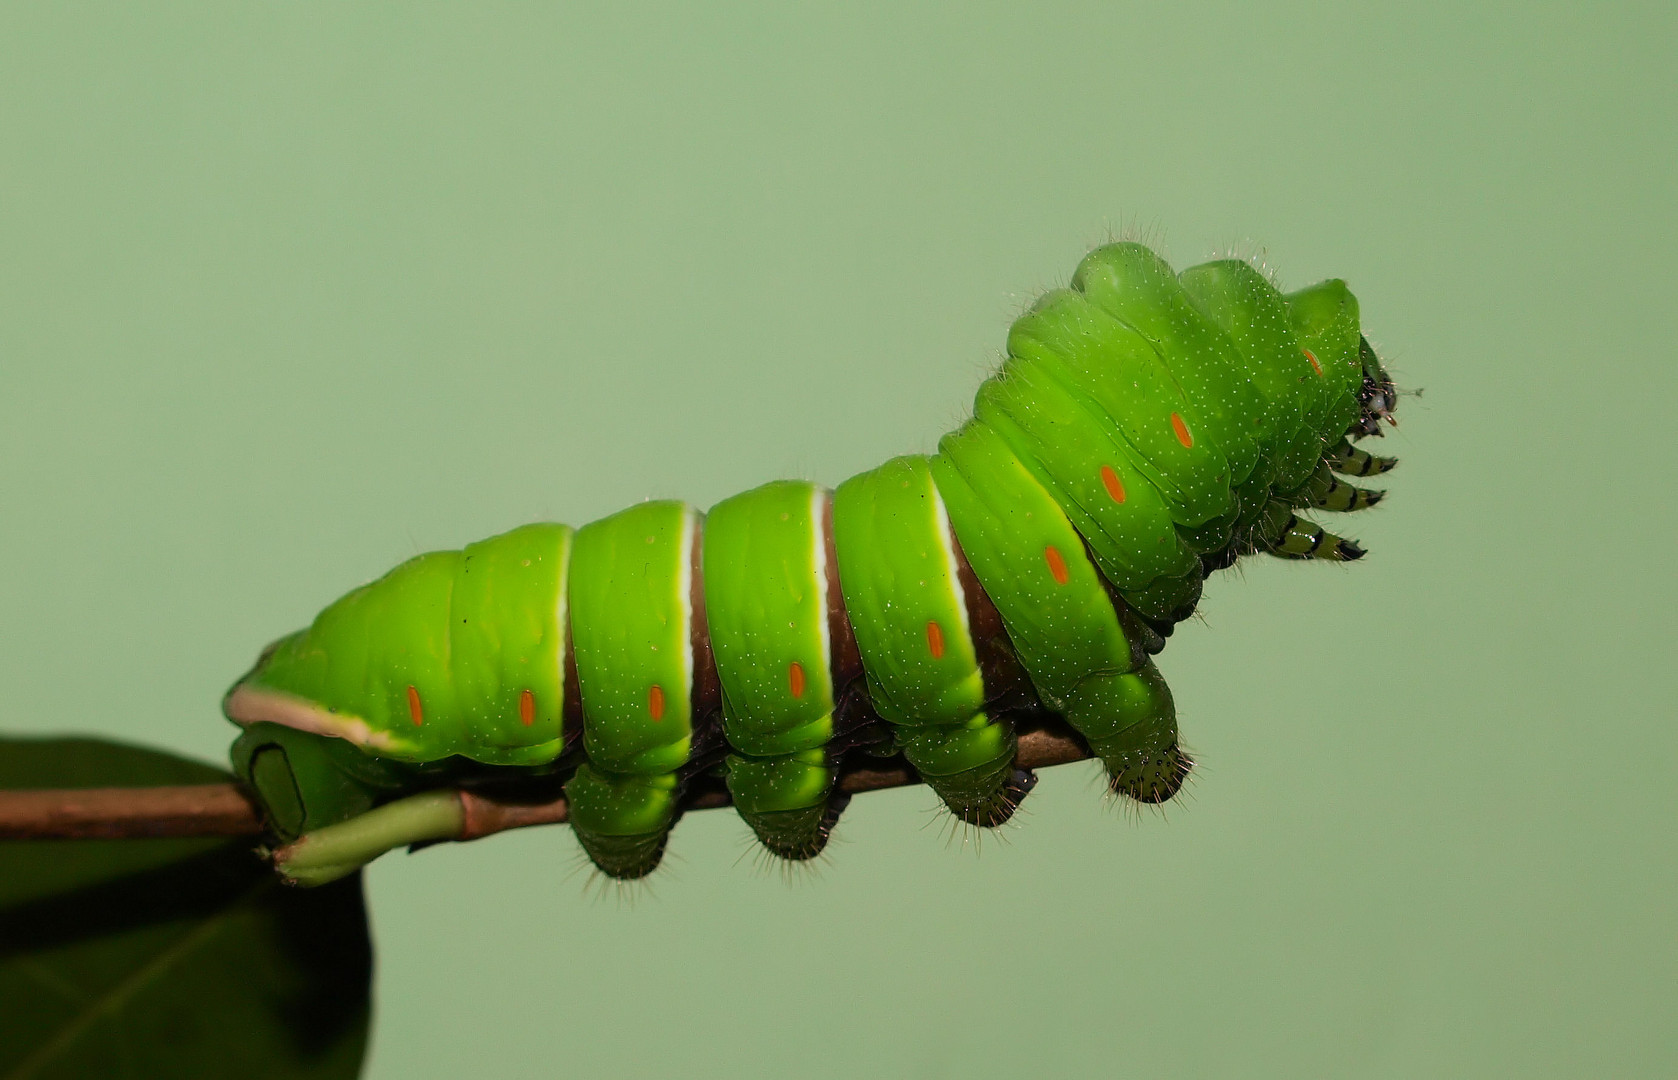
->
563, 764, 679, 878
898, 715, 1013, 778
1176, 260, 1326, 494
930, 422, 1141, 728
832, 454, 1019, 819
1285, 280, 1365, 441
1075, 659, 1182, 803
564, 765, 679, 835
897, 712, 1019, 821
831, 456, 985, 727
974, 336, 1192, 593
723, 748, 838, 860
1074, 244, 1268, 507
568, 501, 694, 776
562, 500, 697, 867
703, 481, 834, 756
1008, 287, 1231, 528
726, 749, 833, 815
702, 480, 842, 853
927, 410, 1174, 792
226, 241, 1396, 879
239, 523, 571, 766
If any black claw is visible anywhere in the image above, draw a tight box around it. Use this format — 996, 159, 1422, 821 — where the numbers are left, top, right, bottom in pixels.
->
1364, 490, 1385, 506
1340, 540, 1366, 561
1006, 766, 1039, 803
820, 791, 852, 833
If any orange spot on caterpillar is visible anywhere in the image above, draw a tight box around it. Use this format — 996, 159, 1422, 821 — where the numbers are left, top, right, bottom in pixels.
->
1304, 348, 1323, 376
406, 685, 423, 727
1044, 545, 1070, 585
1170, 412, 1193, 448
648, 683, 666, 721
1099, 464, 1126, 503
519, 688, 535, 726
926, 620, 946, 659
789, 661, 806, 699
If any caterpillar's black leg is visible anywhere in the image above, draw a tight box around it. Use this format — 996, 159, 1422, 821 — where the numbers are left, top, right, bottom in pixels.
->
1327, 437, 1397, 478
1266, 512, 1365, 561
1296, 461, 1384, 512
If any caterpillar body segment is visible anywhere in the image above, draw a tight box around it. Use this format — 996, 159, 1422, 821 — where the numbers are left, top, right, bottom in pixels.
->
1073, 245, 1270, 495
1007, 287, 1235, 531
704, 480, 842, 859
564, 766, 680, 879
1175, 259, 1332, 495
705, 482, 836, 758
831, 458, 1021, 826
562, 501, 699, 872
570, 501, 698, 775
831, 458, 985, 731
930, 423, 1144, 738
225, 241, 1406, 881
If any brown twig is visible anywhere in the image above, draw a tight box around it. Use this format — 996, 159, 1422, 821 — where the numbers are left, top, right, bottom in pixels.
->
0, 783, 265, 840
456, 725, 1091, 838
1, 728, 1093, 844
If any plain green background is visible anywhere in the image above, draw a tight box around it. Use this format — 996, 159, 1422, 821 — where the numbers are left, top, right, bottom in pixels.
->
2, 4, 1672, 1077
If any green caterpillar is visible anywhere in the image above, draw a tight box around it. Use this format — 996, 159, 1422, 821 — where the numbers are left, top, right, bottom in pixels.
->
225, 242, 1401, 881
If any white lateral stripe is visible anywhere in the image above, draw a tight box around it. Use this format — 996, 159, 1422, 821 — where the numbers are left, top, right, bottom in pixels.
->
223, 685, 398, 753
811, 485, 833, 681
931, 484, 972, 637
554, 532, 572, 717
678, 505, 697, 705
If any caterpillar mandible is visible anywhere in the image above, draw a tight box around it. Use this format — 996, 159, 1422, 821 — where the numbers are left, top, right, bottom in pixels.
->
224, 241, 1402, 883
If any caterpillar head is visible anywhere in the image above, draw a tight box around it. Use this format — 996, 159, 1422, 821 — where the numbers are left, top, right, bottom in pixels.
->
1353, 335, 1399, 436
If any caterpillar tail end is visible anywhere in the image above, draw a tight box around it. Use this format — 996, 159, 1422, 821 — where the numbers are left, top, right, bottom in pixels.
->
230, 721, 461, 885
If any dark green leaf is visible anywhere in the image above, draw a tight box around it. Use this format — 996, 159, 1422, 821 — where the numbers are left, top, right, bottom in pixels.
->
0, 737, 371, 1080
